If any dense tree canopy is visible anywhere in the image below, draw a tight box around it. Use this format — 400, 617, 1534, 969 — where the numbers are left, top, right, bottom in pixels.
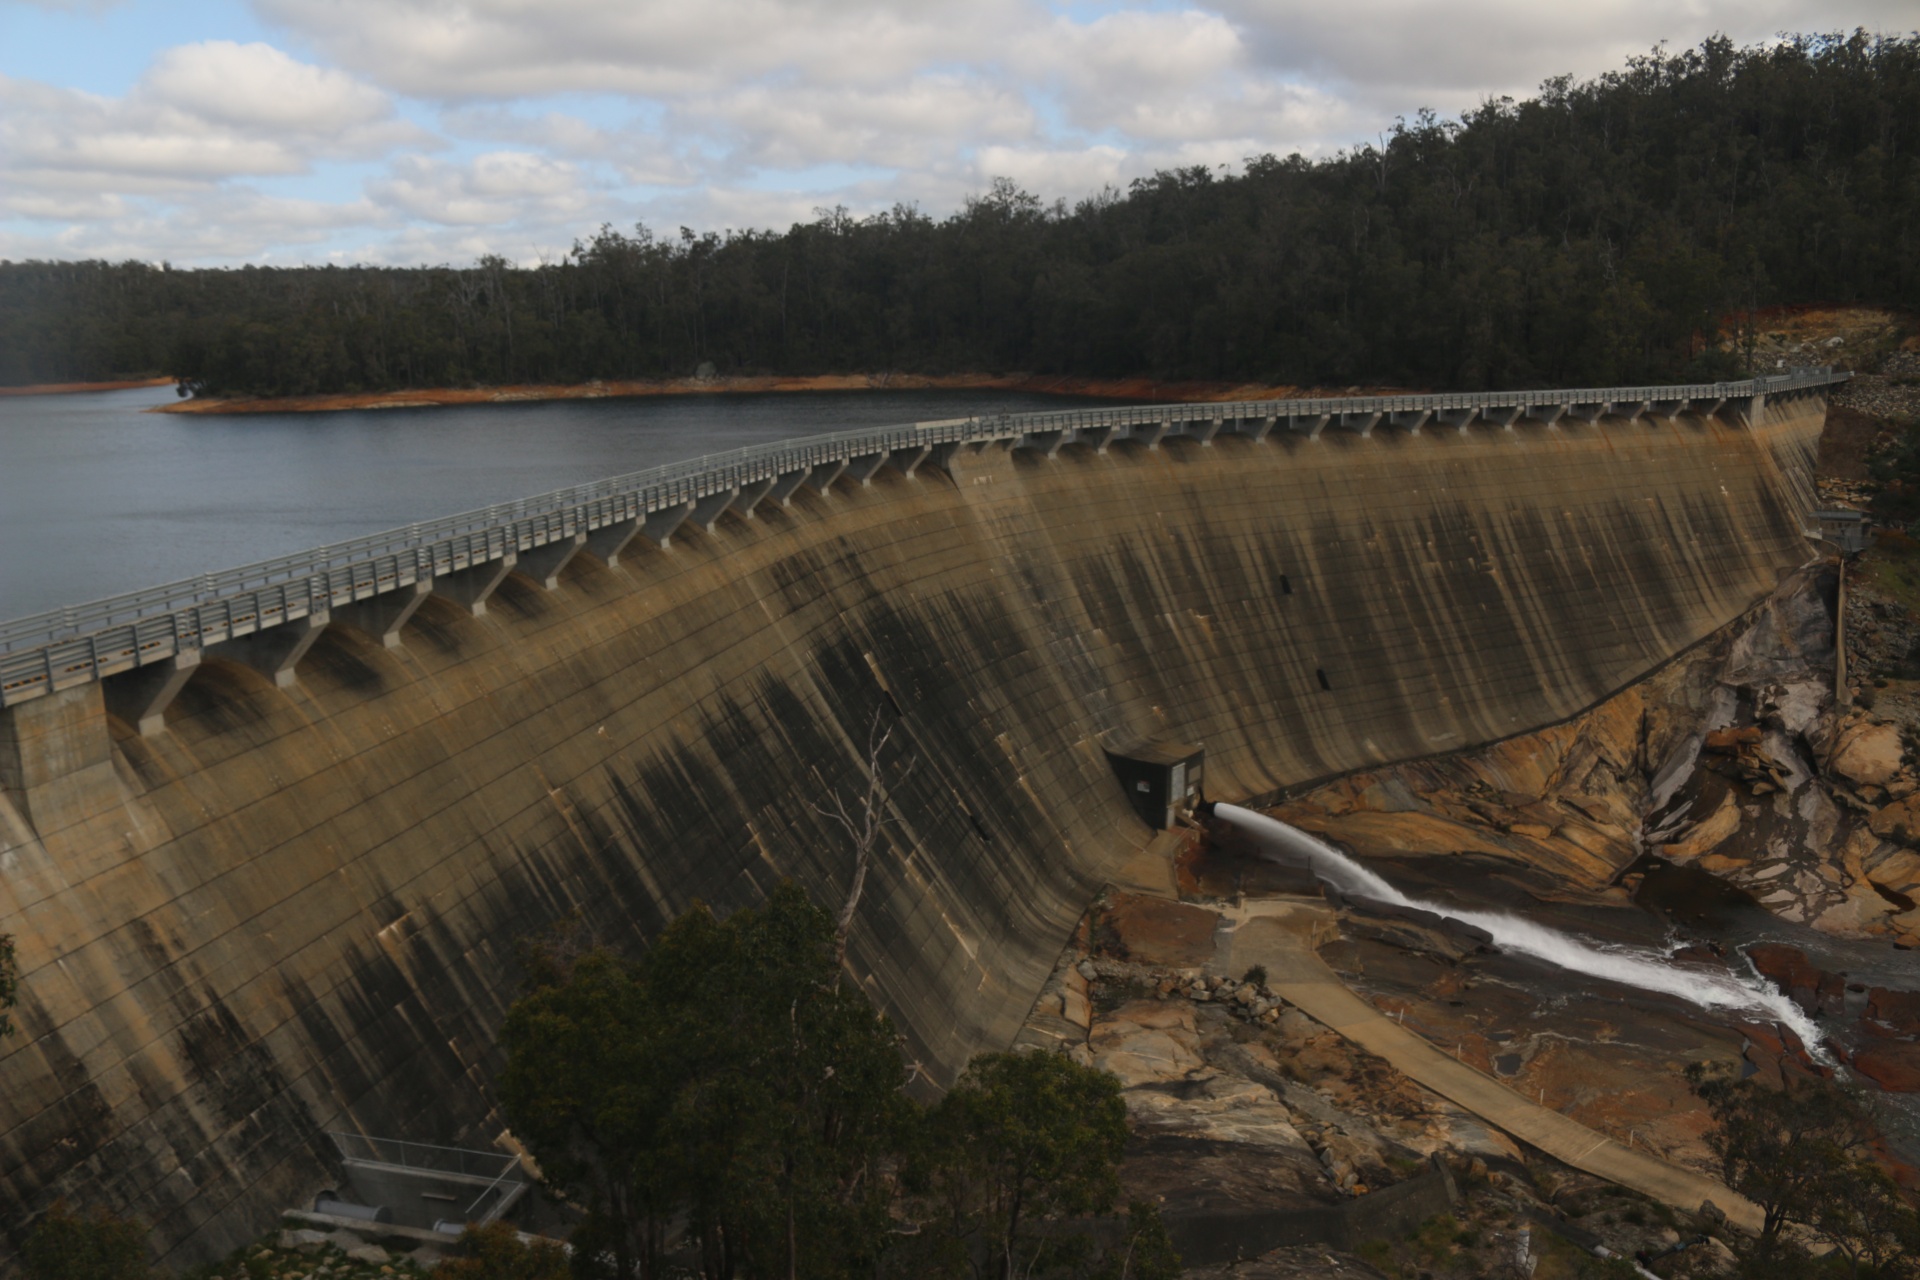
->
2, 32, 1915, 398
501, 884, 910, 1280
499, 888, 1175, 1280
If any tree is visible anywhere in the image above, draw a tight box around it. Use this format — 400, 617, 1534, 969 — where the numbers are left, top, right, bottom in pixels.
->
21, 1203, 150, 1280
1094, 1202, 1181, 1280
501, 883, 910, 1280
1813, 1162, 1920, 1279
8, 33, 1920, 398
909, 1050, 1148, 1280
1869, 424, 1920, 530
1, 929, 17, 1039
500, 948, 679, 1279
1688, 1063, 1868, 1247
1688, 1063, 1920, 1272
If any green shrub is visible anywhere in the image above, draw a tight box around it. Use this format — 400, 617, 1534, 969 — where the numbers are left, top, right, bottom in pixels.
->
22, 1203, 150, 1280
434, 1221, 569, 1280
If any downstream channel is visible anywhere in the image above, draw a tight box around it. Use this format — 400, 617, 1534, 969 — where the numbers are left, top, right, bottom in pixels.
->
0, 385, 1104, 621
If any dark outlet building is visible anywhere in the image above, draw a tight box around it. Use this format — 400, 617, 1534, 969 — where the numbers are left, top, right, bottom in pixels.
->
1101, 733, 1205, 830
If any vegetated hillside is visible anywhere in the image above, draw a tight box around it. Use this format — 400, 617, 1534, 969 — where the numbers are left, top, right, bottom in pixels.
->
1, 31, 1915, 398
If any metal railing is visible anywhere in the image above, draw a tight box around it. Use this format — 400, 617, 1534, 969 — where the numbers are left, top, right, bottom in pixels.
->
0, 368, 1846, 708
326, 1132, 527, 1226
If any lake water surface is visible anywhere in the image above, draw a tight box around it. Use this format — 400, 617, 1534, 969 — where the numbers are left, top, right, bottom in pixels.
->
0, 385, 1106, 624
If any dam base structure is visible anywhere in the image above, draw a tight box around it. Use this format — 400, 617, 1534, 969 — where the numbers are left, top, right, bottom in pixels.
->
0, 372, 1842, 1269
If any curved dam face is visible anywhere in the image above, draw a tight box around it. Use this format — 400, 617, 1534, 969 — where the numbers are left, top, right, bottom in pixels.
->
0, 396, 1826, 1267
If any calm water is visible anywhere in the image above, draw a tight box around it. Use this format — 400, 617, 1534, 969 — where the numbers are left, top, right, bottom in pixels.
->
0, 385, 1106, 624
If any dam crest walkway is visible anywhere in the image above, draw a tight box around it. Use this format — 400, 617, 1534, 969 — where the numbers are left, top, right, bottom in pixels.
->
0, 369, 1844, 738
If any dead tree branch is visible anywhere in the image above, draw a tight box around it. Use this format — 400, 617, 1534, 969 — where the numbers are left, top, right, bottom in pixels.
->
811, 711, 914, 965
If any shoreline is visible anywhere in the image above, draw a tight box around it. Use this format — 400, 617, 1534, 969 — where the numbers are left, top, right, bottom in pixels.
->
1, 376, 175, 398
149, 372, 1404, 415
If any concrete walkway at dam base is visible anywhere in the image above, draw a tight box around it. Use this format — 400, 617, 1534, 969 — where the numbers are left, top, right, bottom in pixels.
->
1212, 899, 1765, 1237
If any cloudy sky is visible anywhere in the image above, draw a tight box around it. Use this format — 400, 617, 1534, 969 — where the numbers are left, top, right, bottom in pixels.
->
1, 0, 1912, 267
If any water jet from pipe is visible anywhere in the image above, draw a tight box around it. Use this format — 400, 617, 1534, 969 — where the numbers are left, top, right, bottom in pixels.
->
1214, 803, 1826, 1054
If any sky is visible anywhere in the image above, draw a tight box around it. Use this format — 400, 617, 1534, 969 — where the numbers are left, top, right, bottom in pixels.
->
1, 0, 1914, 268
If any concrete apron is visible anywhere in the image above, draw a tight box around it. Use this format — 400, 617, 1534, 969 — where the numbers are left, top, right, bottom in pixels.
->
1211, 898, 1765, 1236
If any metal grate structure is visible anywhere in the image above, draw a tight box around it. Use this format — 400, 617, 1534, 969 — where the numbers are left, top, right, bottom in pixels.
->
325, 1131, 529, 1232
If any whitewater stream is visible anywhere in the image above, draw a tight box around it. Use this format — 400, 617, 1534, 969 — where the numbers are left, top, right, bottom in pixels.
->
1214, 803, 1828, 1054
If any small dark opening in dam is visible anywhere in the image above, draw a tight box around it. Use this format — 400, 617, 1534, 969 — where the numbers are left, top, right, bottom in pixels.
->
1316, 667, 1332, 690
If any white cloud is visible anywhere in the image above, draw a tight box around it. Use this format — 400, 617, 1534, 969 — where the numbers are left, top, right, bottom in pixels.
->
4, 0, 1914, 265
370, 151, 597, 226
252, 0, 1034, 99
1, 42, 420, 194
1212, 0, 1920, 109
142, 40, 394, 136
686, 76, 1037, 172
0, 188, 386, 262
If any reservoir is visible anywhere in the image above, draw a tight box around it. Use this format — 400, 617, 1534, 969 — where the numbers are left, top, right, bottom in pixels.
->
0, 384, 1103, 623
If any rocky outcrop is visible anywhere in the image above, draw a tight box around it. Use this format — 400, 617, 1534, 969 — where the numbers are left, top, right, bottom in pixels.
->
1745, 944, 1847, 1018
1269, 557, 1920, 947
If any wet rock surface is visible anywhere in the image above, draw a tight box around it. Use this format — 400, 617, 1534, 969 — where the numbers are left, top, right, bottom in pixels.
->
1017, 892, 1765, 1277
1214, 554, 1920, 1105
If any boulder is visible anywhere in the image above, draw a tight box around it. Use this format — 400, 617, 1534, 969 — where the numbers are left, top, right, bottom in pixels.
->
1089, 999, 1203, 1085
1853, 1041, 1920, 1092
1866, 987, 1920, 1037
1868, 795, 1920, 846
346, 1244, 392, 1265
1705, 726, 1764, 752
1746, 943, 1846, 1016
1661, 793, 1741, 860
1834, 721, 1906, 788
278, 1229, 329, 1255
1866, 847, 1920, 892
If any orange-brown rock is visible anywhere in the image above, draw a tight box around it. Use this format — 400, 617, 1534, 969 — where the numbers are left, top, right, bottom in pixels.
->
1746, 944, 1846, 1017
1662, 794, 1743, 861
1088, 999, 1205, 1085
1869, 794, 1920, 845
1866, 987, 1920, 1037
1101, 893, 1219, 969
1704, 727, 1764, 752
1853, 1041, 1920, 1092
1833, 721, 1906, 787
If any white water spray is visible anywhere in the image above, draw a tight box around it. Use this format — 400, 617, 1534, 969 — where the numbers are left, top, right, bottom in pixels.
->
1215, 803, 1827, 1053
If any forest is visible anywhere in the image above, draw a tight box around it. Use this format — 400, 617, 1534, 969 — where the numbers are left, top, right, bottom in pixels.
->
1, 31, 1915, 399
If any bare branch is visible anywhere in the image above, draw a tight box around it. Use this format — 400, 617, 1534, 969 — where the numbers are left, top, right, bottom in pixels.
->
809, 709, 914, 965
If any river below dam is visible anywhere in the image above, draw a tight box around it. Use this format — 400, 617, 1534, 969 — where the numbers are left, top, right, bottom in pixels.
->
0, 384, 1105, 623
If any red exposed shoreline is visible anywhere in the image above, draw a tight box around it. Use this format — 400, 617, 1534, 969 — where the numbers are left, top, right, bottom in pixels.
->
0, 377, 175, 397
149, 372, 1410, 415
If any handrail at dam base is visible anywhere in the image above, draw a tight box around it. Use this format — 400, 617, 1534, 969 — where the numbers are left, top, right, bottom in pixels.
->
0, 369, 1846, 727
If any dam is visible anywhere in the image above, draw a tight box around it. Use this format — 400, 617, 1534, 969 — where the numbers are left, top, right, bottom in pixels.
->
0, 371, 1842, 1268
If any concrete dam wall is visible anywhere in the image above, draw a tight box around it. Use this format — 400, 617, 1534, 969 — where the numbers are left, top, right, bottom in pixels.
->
0, 383, 1832, 1268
